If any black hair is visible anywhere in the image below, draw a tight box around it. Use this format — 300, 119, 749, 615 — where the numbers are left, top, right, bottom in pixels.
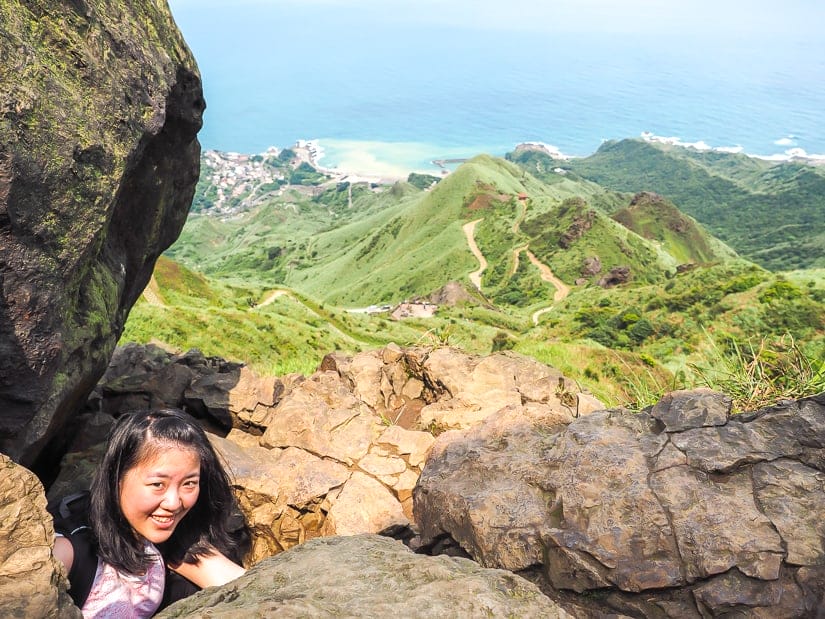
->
89, 408, 249, 575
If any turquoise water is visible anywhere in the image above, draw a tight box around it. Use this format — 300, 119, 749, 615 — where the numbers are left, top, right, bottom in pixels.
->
169, 1, 825, 173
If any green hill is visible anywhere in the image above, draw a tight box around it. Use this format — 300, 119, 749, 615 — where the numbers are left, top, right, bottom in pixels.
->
509, 139, 825, 271
124, 149, 825, 410
169, 154, 711, 309
610, 191, 737, 265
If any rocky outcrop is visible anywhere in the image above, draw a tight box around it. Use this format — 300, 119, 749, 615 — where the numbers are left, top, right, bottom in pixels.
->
415, 389, 825, 617
0, 454, 79, 618
157, 535, 571, 618
48, 342, 601, 563
581, 255, 602, 276
0, 0, 203, 468
427, 280, 476, 306
559, 208, 595, 248
597, 265, 632, 287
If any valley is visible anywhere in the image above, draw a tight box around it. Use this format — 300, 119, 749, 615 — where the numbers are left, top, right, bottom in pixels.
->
123, 139, 825, 409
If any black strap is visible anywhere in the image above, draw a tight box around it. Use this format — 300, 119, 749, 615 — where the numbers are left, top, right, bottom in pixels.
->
65, 527, 98, 608
52, 492, 98, 608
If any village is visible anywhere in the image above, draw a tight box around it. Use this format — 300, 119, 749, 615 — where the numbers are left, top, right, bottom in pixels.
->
200, 140, 400, 215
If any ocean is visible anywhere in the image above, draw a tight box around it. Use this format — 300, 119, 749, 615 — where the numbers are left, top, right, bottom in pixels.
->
168, 0, 825, 176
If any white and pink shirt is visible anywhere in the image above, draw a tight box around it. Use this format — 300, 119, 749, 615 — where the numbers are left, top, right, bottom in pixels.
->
81, 543, 165, 618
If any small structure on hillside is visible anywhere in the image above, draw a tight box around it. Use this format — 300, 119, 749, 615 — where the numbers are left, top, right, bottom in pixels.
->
391, 302, 438, 320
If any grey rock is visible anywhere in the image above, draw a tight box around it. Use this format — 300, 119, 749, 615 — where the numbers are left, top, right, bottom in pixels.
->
0, 0, 203, 467
415, 390, 825, 617
649, 388, 730, 431
157, 535, 570, 618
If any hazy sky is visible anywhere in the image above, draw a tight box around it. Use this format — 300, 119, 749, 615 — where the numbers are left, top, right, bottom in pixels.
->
168, 0, 824, 38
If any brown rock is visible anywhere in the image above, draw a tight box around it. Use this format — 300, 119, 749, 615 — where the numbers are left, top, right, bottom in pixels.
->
418, 349, 595, 431
376, 425, 435, 468
210, 435, 348, 560
581, 255, 602, 276
0, 454, 80, 618
597, 265, 632, 287
260, 371, 383, 465
323, 472, 409, 536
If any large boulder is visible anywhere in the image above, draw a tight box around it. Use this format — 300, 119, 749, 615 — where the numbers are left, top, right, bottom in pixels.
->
414, 389, 825, 617
157, 535, 571, 618
0, 0, 203, 467
0, 454, 79, 618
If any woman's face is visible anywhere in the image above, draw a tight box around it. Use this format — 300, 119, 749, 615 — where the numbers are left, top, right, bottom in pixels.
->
119, 444, 201, 544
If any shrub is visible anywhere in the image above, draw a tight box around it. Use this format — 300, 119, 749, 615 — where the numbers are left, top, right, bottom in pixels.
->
758, 279, 801, 303
628, 318, 654, 344
491, 331, 516, 352
721, 272, 763, 294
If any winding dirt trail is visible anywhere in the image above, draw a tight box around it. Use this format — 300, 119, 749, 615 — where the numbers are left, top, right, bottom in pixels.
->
525, 250, 570, 325
463, 219, 487, 291
254, 289, 290, 308
526, 250, 570, 302
463, 216, 569, 324
510, 244, 528, 276
513, 198, 528, 234
141, 276, 165, 307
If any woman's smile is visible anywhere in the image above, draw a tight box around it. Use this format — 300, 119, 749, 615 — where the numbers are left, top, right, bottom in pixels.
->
119, 445, 201, 544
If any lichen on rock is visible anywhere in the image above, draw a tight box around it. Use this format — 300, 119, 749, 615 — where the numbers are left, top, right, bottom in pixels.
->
0, 0, 203, 468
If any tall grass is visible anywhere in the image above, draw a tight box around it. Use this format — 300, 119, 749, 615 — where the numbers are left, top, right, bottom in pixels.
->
689, 333, 825, 412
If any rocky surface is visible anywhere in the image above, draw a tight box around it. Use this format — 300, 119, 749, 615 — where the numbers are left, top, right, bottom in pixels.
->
47, 342, 600, 562
597, 265, 632, 287
157, 534, 570, 619
415, 388, 825, 617
0, 0, 203, 468
0, 454, 79, 618
4, 336, 825, 617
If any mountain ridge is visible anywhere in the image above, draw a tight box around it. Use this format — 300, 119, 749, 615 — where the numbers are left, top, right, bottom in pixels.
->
508, 138, 825, 270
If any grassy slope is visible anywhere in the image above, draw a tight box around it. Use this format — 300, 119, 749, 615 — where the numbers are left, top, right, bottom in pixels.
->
560, 139, 825, 270
125, 151, 825, 409
126, 254, 824, 408
611, 192, 738, 264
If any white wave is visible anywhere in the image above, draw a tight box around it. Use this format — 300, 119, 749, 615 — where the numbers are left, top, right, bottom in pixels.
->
518, 141, 572, 160
638, 131, 825, 164
774, 137, 795, 146
751, 147, 825, 164
715, 145, 744, 154
641, 132, 742, 155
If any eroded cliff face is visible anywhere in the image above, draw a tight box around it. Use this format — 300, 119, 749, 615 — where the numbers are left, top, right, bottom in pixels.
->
0, 0, 203, 466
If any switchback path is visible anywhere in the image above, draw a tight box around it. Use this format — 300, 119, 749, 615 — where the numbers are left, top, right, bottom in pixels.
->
510, 244, 528, 276
525, 249, 570, 326
463, 219, 487, 291
512, 197, 528, 234
526, 250, 570, 302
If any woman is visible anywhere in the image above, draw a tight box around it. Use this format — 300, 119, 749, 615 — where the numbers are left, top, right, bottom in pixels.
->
53, 408, 249, 617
